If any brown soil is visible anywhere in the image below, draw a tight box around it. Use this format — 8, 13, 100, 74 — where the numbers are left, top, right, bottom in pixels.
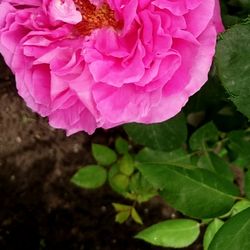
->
0, 57, 202, 250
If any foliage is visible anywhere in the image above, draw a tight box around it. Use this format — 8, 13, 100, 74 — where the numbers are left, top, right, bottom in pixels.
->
71, 2, 250, 249
135, 219, 200, 248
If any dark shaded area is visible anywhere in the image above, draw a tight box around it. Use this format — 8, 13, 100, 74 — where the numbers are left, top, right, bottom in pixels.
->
0, 58, 202, 250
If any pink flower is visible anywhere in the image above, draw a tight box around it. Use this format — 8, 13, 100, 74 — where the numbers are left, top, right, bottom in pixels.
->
0, 0, 223, 135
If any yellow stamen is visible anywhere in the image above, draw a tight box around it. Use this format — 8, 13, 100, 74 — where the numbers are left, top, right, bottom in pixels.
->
74, 0, 122, 36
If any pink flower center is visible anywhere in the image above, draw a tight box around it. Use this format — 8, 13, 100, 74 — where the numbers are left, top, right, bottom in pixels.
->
73, 0, 122, 36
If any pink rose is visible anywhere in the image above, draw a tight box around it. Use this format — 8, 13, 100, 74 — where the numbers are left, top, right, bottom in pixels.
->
0, 0, 223, 135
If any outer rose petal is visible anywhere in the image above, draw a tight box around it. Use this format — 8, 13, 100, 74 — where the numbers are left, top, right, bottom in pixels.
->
0, 0, 224, 135
213, 0, 225, 32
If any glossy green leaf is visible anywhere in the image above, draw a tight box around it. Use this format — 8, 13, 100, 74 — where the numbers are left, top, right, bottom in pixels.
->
131, 208, 143, 225
135, 219, 200, 248
108, 164, 125, 195
128, 172, 157, 203
197, 152, 233, 181
203, 219, 224, 250
71, 165, 107, 189
113, 203, 132, 224
92, 144, 117, 166
209, 208, 250, 250
231, 200, 250, 216
112, 174, 129, 192
189, 122, 219, 151
112, 203, 131, 212
216, 24, 250, 119
228, 130, 250, 168
115, 211, 130, 224
138, 164, 239, 218
124, 113, 187, 152
136, 148, 193, 169
118, 154, 134, 176
115, 137, 129, 155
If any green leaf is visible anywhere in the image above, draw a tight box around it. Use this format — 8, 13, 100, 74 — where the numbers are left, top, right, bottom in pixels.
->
92, 144, 117, 166
136, 148, 193, 169
192, 124, 233, 181
71, 165, 107, 189
108, 164, 125, 195
112, 203, 131, 212
112, 174, 129, 192
197, 152, 233, 181
131, 208, 143, 225
231, 200, 250, 216
124, 113, 187, 152
118, 154, 134, 176
216, 24, 250, 119
115, 211, 130, 224
245, 170, 250, 199
113, 203, 132, 224
203, 219, 224, 250
128, 173, 157, 203
228, 130, 250, 168
138, 164, 239, 218
209, 208, 250, 250
115, 137, 129, 154
189, 122, 219, 151
202, 218, 214, 225
135, 219, 200, 248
